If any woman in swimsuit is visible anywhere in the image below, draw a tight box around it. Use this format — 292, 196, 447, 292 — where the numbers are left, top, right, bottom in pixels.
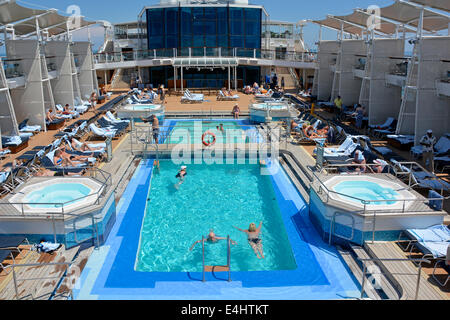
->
233, 222, 265, 259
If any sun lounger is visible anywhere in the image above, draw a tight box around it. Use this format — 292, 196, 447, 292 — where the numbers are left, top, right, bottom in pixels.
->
369, 117, 396, 130
217, 90, 239, 101
181, 90, 204, 103
386, 134, 415, 150
432, 245, 449, 287
88, 123, 117, 139
106, 111, 130, 124
1, 135, 29, 153
41, 151, 90, 173
0, 236, 29, 269
411, 133, 450, 159
72, 138, 106, 150
18, 119, 41, 134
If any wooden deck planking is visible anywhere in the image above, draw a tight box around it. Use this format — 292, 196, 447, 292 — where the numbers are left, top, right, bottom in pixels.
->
0, 246, 79, 300
365, 242, 448, 300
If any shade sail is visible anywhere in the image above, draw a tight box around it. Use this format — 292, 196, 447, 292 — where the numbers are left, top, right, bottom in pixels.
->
410, 0, 450, 12
380, 2, 449, 32
0, 0, 47, 25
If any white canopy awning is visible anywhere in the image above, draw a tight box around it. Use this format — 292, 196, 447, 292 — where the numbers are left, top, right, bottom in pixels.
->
313, 17, 366, 35
380, 1, 449, 32
410, 0, 450, 13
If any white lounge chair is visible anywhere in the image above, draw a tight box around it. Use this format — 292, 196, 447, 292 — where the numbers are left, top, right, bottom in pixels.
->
181, 90, 204, 103
217, 90, 239, 101
106, 111, 130, 124
89, 123, 117, 139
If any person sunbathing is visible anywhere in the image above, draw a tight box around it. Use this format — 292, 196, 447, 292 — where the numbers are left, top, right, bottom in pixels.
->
59, 146, 92, 165
46, 109, 64, 122
62, 104, 77, 117
67, 137, 103, 153
53, 149, 78, 167
302, 123, 326, 139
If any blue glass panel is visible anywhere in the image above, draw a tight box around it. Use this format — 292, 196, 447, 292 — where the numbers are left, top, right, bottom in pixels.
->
165, 8, 178, 35
245, 21, 259, 36
193, 36, 204, 48
229, 8, 243, 20
205, 36, 217, 47
204, 7, 216, 20
230, 36, 244, 48
217, 19, 228, 35
244, 8, 260, 21
166, 36, 178, 48
192, 7, 204, 20
218, 36, 228, 48
181, 36, 192, 48
217, 7, 227, 20
245, 36, 260, 49
149, 36, 164, 49
203, 20, 216, 35
230, 19, 243, 35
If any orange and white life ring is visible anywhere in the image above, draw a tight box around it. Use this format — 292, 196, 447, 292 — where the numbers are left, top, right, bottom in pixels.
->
202, 131, 216, 147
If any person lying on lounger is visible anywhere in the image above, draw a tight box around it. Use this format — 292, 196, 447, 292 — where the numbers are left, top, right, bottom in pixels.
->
67, 137, 104, 153
60, 145, 93, 164
189, 229, 237, 251
46, 109, 64, 122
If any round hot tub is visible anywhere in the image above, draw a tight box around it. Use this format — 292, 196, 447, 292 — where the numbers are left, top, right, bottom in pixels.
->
250, 102, 292, 123
9, 178, 103, 214
324, 176, 417, 210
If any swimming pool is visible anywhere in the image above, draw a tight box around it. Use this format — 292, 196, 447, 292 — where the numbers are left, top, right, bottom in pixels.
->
73, 159, 361, 300
136, 161, 296, 272
167, 120, 257, 144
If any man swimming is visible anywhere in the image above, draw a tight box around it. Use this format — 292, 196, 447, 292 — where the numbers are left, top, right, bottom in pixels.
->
189, 229, 237, 251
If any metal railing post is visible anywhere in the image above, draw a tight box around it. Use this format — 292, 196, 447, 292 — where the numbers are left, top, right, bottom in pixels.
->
52, 214, 57, 244
415, 264, 422, 300
360, 262, 367, 299
202, 236, 206, 282
12, 266, 19, 300
372, 212, 376, 244
227, 235, 231, 282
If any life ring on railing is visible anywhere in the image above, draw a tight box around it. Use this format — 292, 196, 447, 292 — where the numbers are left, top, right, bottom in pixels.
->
202, 131, 216, 147
304, 125, 314, 138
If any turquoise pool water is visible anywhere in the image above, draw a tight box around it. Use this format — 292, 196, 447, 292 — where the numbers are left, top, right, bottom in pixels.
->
333, 181, 399, 205
136, 161, 297, 272
168, 121, 254, 144
25, 183, 92, 207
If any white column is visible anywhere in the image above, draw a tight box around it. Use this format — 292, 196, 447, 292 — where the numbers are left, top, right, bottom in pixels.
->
174, 66, 177, 92
181, 66, 184, 92
228, 66, 231, 91
234, 66, 237, 91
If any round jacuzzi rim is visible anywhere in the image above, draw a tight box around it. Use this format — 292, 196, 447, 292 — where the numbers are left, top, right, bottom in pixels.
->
323, 175, 417, 210
8, 177, 103, 213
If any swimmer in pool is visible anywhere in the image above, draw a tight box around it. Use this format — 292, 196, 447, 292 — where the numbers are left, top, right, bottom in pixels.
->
233, 222, 264, 259
174, 165, 187, 189
189, 229, 237, 251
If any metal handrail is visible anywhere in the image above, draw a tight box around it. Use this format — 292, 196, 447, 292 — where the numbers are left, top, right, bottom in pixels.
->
357, 257, 431, 300
201, 235, 232, 283
328, 211, 355, 245
2, 261, 74, 300
0, 167, 112, 219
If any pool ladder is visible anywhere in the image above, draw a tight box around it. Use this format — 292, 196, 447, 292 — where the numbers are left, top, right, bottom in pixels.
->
202, 235, 232, 282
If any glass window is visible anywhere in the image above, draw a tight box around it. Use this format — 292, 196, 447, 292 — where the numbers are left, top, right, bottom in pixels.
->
203, 20, 216, 35
229, 8, 243, 20
244, 8, 260, 21
181, 36, 192, 48
204, 7, 216, 20
192, 7, 204, 20
245, 36, 260, 49
166, 36, 178, 48
193, 36, 204, 47
205, 35, 217, 47
149, 36, 163, 49
230, 19, 243, 35
230, 36, 244, 48
245, 21, 259, 36
217, 7, 227, 20
165, 8, 178, 35
218, 35, 228, 48
217, 19, 228, 35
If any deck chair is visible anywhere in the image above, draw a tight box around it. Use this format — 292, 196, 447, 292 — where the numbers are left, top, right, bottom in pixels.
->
181, 90, 204, 103
63, 136, 104, 158
432, 245, 449, 287
41, 151, 90, 173
18, 119, 41, 134
369, 117, 395, 131
106, 111, 130, 124
217, 90, 239, 101
54, 105, 76, 119
88, 123, 117, 139
72, 138, 106, 151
